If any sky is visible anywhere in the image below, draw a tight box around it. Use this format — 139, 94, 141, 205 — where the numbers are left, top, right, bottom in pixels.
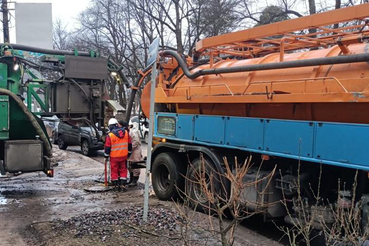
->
3, 0, 91, 42
14, 0, 91, 28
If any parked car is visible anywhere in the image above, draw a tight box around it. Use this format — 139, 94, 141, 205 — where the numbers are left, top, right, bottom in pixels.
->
40, 115, 60, 144
57, 119, 104, 156
129, 116, 149, 143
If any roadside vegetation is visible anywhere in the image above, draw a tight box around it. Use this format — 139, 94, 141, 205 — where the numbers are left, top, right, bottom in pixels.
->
174, 156, 369, 246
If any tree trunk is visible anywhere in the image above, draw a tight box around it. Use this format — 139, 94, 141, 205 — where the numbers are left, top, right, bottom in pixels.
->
110, 79, 116, 100
308, 0, 317, 37
334, 0, 341, 29
118, 83, 126, 109
174, 0, 184, 54
2, 0, 9, 43
308, 0, 316, 14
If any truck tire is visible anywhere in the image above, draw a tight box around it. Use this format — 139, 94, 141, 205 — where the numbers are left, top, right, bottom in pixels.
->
81, 139, 93, 156
186, 157, 221, 213
152, 152, 185, 200
58, 135, 68, 150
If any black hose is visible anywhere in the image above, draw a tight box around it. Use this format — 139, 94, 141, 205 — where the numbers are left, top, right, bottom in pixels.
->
69, 78, 90, 101
4, 43, 126, 83
0, 88, 52, 157
1, 43, 91, 57
0, 43, 126, 82
161, 50, 369, 79
125, 66, 151, 122
125, 50, 369, 121
108, 59, 129, 85
3, 43, 130, 122
18, 57, 62, 72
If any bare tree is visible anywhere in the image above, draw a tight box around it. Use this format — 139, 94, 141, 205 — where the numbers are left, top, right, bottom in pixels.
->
65, 0, 367, 109
74, 0, 131, 107
183, 0, 241, 55
182, 155, 276, 246
53, 19, 72, 50
254, 5, 290, 26
130, 0, 196, 54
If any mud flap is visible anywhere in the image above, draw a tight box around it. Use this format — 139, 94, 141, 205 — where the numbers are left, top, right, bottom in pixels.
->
5, 140, 44, 173
43, 156, 53, 177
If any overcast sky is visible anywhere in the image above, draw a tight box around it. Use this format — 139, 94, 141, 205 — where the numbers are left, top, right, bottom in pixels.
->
15, 0, 90, 28
3, 0, 91, 43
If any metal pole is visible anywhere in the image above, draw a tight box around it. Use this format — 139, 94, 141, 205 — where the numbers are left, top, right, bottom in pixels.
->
2, 0, 9, 43
143, 62, 158, 222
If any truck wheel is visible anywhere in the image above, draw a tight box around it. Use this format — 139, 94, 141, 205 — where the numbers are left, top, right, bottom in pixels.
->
152, 152, 185, 200
58, 135, 68, 150
81, 139, 92, 156
186, 157, 221, 213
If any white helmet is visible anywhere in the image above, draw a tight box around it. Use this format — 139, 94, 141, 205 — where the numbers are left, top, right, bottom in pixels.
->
108, 118, 118, 126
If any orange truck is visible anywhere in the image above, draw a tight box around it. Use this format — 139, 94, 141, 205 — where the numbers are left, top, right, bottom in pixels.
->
128, 4, 369, 230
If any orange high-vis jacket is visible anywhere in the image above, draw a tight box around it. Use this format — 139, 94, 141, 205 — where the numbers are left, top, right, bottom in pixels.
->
108, 130, 129, 158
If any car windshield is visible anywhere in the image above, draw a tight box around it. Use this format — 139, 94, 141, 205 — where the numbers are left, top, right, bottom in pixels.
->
130, 116, 139, 123
80, 126, 93, 132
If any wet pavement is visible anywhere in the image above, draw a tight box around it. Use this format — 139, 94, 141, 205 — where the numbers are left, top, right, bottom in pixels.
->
0, 144, 283, 246
68, 143, 148, 183
0, 146, 150, 246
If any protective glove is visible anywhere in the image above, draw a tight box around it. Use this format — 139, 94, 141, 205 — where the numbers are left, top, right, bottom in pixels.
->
128, 151, 132, 158
104, 153, 110, 160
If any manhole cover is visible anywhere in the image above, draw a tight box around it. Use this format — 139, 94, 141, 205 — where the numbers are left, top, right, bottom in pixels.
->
84, 186, 114, 192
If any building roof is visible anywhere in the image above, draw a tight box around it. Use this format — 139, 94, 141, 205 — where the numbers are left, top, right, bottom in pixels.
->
107, 100, 125, 112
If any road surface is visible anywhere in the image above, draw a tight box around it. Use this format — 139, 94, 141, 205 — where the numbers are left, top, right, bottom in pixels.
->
0, 145, 284, 245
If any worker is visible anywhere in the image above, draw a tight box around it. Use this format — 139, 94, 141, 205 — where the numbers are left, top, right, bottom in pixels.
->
128, 122, 142, 187
119, 120, 128, 129
104, 118, 132, 190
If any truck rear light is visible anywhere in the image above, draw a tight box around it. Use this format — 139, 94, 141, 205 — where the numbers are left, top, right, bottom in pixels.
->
46, 169, 54, 177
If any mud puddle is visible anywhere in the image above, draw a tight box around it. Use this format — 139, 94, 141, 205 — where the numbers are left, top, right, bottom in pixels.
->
0, 194, 8, 205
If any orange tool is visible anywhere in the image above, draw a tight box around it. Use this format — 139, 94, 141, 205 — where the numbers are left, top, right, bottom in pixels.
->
104, 159, 108, 187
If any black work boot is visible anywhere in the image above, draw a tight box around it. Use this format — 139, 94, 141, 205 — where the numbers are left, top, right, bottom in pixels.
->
118, 178, 127, 192
112, 180, 119, 190
129, 176, 139, 187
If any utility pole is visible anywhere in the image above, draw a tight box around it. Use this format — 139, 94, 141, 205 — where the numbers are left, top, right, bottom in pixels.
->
2, 0, 9, 43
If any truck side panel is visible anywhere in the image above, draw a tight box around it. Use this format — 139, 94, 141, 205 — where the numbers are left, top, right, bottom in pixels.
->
0, 95, 9, 140
155, 112, 369, 171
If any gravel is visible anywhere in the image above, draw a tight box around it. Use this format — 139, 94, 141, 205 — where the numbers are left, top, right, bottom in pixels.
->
51, 206, 183, 239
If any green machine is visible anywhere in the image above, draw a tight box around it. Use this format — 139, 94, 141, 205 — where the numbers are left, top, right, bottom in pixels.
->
0, 44, 126, 177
